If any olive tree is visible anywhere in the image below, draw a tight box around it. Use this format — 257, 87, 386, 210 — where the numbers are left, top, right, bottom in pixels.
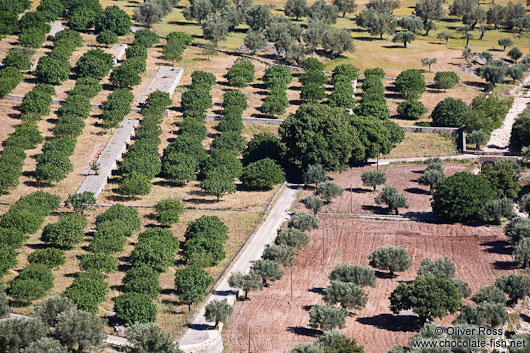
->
204, 299, 233, 329
374, 186, 408, 214
369, 246, 411, 277
361, 170, 386, 191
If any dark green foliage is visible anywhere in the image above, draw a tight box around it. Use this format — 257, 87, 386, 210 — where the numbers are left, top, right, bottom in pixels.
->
467, 93, 512, 135
361, 170, 386, 191
181, 87, 212, 111
134, 29, 159, 48
182, 215, 228, 266
431, 97, 470, 127
19, 28, 47, 49
202, 149, 243, 179
191, 70, 216, 89
228, 271, 263, 300
2, 50, 31, 70
54, 29, 83, 47
328, 80, 355, 109
28, 248, 65, 269
274, 228, 309, 250
80, 253, 119, 273
96, 204, 141, 232
369, 246, 411, 276
397, 100, 427, 119
374, 185, 408, 214
0, 227, 25, 249
434, 71, 460, 89
222, 90, 247, 111
0, 317, 48, 353
21, 338, 68, 353
9, 264, 54, 302
260, 89, 289, 116
174, 266, 213, 311
308, 304, 346, 331
241, 158, 285, 190
303, 163, 328, 186
354, 100, 390, 120
288, 212, 319, 231
0, 244, 17, 278
495, 274, 530, 305
126, 44, 148, 60
63, 272, 108, 314
418, 256, 455, 278
110, 64, 142, 88
35, 55, 71, 85
280, 103, 363, 171
130, 228, 178, 272
242, 134, 285, 166
394, 69, 425, 100
155, 198, 185, 226
315, 181, 343, 203
328, 264, 376, 287
0, 192, 59, 234
34, 295, 76, 326
0, 67, 23, 97
262, 244, 295, 267
263, 65, 292, 89
226, 57, 255, 87
76, 49, 114, 79
510, 109, 530, 152
480, 159, 521, 199
505, 217, 530, 245
323, 281, 368, 311
41, 213, 87, 249
117, 171, 153, 197
390, 274, 462, 323
54, 309, 105, 352
210, 131, 245, 152
96, 30, 118, 46
161, 151, 199, 184
70, 77, 102, 99
95, 5, 131, 35
58, 94, 91, 118
126, 323, 181, 353
123, 266, 161, 299
0, 11, 19, 35
432, 172, 497, 221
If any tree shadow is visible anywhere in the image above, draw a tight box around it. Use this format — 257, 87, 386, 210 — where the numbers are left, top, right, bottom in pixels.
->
361, 204, 389, 214
481, 240, 512, 255
287, 326, 322, 337
492, 260, 518, 270
308, 287, 324, 295
404, 187, 430, 195
189, 323, 213, 330
346, 187, 372, 193
382, 45, 406, 49
353, 36, 382, 42
356, 314, 420, 332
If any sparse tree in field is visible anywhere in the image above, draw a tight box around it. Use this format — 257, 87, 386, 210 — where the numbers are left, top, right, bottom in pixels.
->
65, 192, 96, 214
415, 0, 444, 35
507, 65, 524, 83
202, 14, 229, 45
495, 273, 530, 305
262, 244, 295, 267
374, 186, 408, 215
244, 29, 267, 54
323, 281, 368, 312
361, 170, 386, 191
250, 259, 283, 285
508, 47, 522, 62
201, 42, 218, 61
315, 181, 343, 203
436, 31, 451, 44
308, 305, 347, 331
204, 299, 232, 329
288, 212, 319, 231
134, 1, 164, 28
174, 266, 213, 312
421, 57, 437, 72
303, 164, 328, 187
54, 309, 106, 353
126, 323, 181, 353
200, 172, 236, 201
498, 37, 513, 51
418, 169, 444, 193
333, 0, 356, 17
418, 256, 455, 278
322, 28, 355, 58
228, 271, 263, 300
449, 0, 485, 29
275, 228, 309, 250
514, 238, 530, 268
467, 129, 487, 150
369, 246, 411, 277
328, 264, 376, 287
356, 8, 396, 39
305, 194, 324, 217
397, 15, 423, 33
285, 0, 308, 20
390, 274, 462, 323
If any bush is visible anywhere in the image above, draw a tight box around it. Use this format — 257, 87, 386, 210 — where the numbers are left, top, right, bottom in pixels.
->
510, 113, 530, 152
222, 90, 247, 111
96, 204, 140, 232
89, 233, 126, 254
114, 292, 156, 325
154, 198, 185, 226
80, 253, 119, 273
0, 227, 25, 248
431, 98, 469, 127
354, 100, 390, 120
123, 266, 161, 299
434, 71, 460, 89
226, 58, 255, 87
480, 158, 521, 199
241, 158, 285, 190
41, 213, 87, 249
76, 49, 114, 79
395, 69, 425, 100
2, 49, 31, 70
191, 70, 216, 89
301, 82, 326, 102
96, 30, 118, 46
133, 29, 159, 48
35, 55, 70, 85
397, 100, 427, 120
243, 133, 285, 166
275, 228, 309, 249
260, 89, 289, 116
27, 248, 65, 269
210, 131, 245, 153
331, 64, 358, 84
95, 5, 131, 35
181, 87, 212, 112
301, 58, 325, 72
117, 171, 152, 197
0, 244, 17, 277
432, 172, 497, 221
130, 237, 177, 272
125, 44, 148, 60
54, 29, 83, 47
9, 264, 54, 301
63, 272, 107, 314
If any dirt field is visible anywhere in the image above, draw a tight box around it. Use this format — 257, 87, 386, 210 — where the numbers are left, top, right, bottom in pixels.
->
223, 216, 514, 353
295, 162, 473, 217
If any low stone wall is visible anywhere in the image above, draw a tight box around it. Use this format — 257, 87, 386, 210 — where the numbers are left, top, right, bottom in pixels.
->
401, 126, 460, 134
107, 44, 127, 65
137, 66, 184, 104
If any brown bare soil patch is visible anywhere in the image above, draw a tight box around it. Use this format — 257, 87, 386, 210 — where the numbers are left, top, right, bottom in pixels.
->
224, 216, 514, 353
295, 163, 471, 216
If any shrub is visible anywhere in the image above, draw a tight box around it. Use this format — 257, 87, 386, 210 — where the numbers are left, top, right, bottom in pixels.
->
63, 272, 107, 314
181, 87, 212, 112
191, 70, 216, 89
397, 100, 427, 120
434, 71, 460, 89
0, 66, 23, 97
133, 29, 159, 48
110, 64, 141, 88
41, 213, 87, 249
27, 248, 65, 269
123, 266, 161, 299
58, 94, 91, 118
241, 158, 285, 190
260, 89, 289, 116
308, 305, 346, 331
130, 238, 177, 272
80, 253, 119, 273
0, 244, 17, 277
432, 172, 497, 221
54, 29, 83, 47
395, 69, 425, 100
431, 98, 469, 127
154, 198, 185, 226
263, 65, 292, 89
301, 82, 326, 102
96, 30, 118, 46
34, 296, 76, 327
9, 264, 54, 301
35, 55, 70, 85
117, 171, 152, 197
19, 28, 47, 49
76, 49, 114, 79
222, 90, 247, 111
114, 292, 156, 325
0, 227, 25, 248
89, 233, 126, 254
504, 217, 530, 245
361, 170, 386, 191
480, 159, 521, 199
125, 324, 178, 353
96, 204, 140, 232
125, 44, 148, 60
226, 58, 255, 87
331, 64, 358, 84
354, 100, 390, 120
70, 77, 102, 98
2, 49, 31, 70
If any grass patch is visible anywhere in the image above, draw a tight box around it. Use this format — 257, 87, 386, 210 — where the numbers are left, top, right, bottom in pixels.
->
383, 132, 458, 159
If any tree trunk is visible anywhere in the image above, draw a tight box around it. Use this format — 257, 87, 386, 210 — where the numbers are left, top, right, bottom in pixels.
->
244, 290, 248, 300
404, 41, 407, 48
465, 37, 470, 49
445, 38, 449, 45
188, 303, 192, 313
343, 11, 347, 17
380, 33, 383, 39
428, 64, 432, 72
389, 269, 394, 277
215, 320, 219, 329
395, 208, 399, 215
480, 30, 485, 40
373, 185, 376, 191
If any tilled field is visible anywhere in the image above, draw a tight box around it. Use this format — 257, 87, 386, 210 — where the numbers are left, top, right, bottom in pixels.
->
223, 216, 513, 353
295, 163, 471, 216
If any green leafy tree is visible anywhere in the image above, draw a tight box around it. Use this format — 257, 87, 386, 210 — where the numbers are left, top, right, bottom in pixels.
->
244, 29, 267, 54
369, 246, 411, 277
288, 212, 319, 231
308, 304, 346, 331
175, 266, 213, 312
95, 5, 131, 35
514, 238, 530, 268
154, 198, 185, 226
202, 14, 229, 44
418, 168, 444, 193
200, 172, 236, 201
305, 194, 324, 217
80, 253, 119, 273
395, 69, 425, 100
308, 0, 338, 24
323, 281, 368, 312
126, 323, 182, 353
110, 65, 142, 88
246, 4, 272, 30
285, 0, 308, 20
0, 244, 17, 277
2, 50, 31, 70
275, 228, 309, 250
392, 31, 416, 48
183, 0, 213, 24
374, 186, 408, 214
510, 114, 530, 152
251, 259, 283, 285
498, 37, 513, 51
0, 317, 48, 353
434, 71, 460, 89
333, 0, 356, 17
361, 170, 386, 191
241, 158, 285, 190
114, 293, 157, 325
35, 56, 71, 85
508, 47, 523, 62
204, 299, 232, 329
495, 274, 530, 305
134, 1, 164, 28
390, 274, 462, 323
355, 8, 396, 39
431, 97, 470, 127
480, 158, 521, 199
262, 244, 295, 267
27, 248, 65, 269
65, 192, 96, 214
467, 129, 487, 150
315, 181, 343, 203
41, 213, 87, 249
34, 296, 76, 326
96, 30, 118, 46
322, 28, 355, 58
328, 264, 376, 287
228, 271, 263, 300
480, 60, 508, 85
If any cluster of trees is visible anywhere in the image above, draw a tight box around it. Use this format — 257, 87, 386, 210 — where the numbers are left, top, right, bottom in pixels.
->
259, 65, 292, 117
228, 211, 317, 301
160, 71, 212, 186
101, 88, 134, 129
510, 105, 530, 153
479, 52, 530, 88
1, 192, 60, 301
110, 40, 151, 89
328, 64, 358, 110
17, 3, 53, 49
117, 91, 172, 198
354, 67, 390, 120
115, 227, 179, 324
65, 0, 131, 36
163, 31, 192, 63
0, 0, 31, 36
361, 169, 409, 215
355, 0, 399, 40
0, 49, 28, 97
299, 58, 328, 103
395, 69, 427, 120
35, 32, 81, 85
134, 0, 178, 28
304, 180, 344, 216
226, 57, 255, 87
182, 215, 229, 267
0, 296, 108, 353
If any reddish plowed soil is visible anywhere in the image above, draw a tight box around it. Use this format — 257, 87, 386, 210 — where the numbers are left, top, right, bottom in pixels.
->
223, 216, 513, 353
294, 163, 470, 216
